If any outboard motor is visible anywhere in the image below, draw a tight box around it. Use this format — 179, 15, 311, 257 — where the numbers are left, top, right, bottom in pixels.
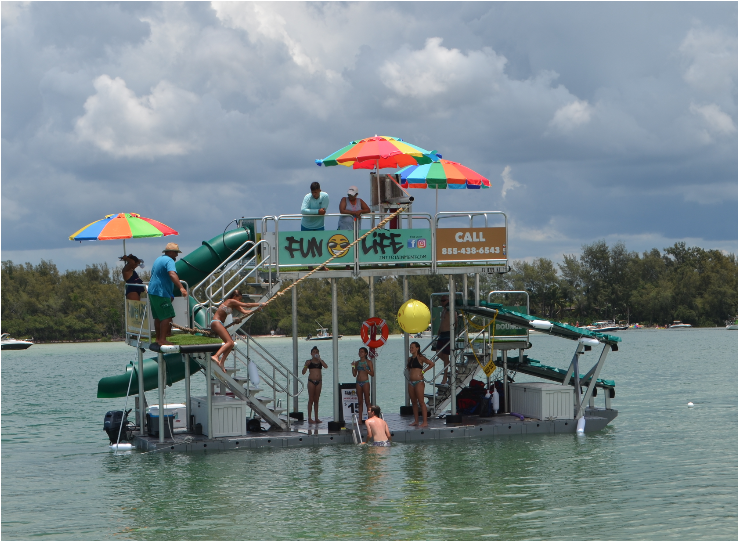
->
104, 409, 133, 444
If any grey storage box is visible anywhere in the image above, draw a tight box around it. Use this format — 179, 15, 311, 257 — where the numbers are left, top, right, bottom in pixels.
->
509, 382, 574, 420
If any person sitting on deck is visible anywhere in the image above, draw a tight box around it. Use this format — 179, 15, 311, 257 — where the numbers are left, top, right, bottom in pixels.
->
210, 290, 263, 370
352, 347, 375, 424
148, 243, 188, 346
406, 341, 434, 427
120, 254, 145, 301
337, 185, 369, 231
301, 181, 329, 231
362, 405, 391, 446
302, 346, 328, 423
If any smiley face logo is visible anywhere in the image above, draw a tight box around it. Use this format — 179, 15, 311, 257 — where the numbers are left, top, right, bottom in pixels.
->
327, 234, 350, 258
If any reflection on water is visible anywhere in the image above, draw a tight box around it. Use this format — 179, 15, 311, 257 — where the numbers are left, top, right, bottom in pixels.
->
3, 332, 738, 539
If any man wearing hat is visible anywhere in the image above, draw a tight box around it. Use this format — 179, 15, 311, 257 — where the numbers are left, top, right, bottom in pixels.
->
148, 243, 188, 346
337, 185, 369, 231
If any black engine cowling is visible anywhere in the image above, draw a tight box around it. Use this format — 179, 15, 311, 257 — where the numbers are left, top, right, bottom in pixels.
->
104, 409, 133, 444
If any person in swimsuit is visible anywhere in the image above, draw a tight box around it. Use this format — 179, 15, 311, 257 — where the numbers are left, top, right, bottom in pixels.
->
210, 290, 263, 370
407, 341, 434, 427
121, 254, 145, 301
351, 347, 375, 424
302, 346, 328, 423
363, 405, 391, 446
433, 295, 456, 385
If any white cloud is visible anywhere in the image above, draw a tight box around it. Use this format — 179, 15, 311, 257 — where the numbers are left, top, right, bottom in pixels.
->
1, 1, 29, 24
680, 25, 738, 103
689, 102, 736, 136
549, 100, 593, 132
500, 165, 522, 198
379, 37, 507, 99
74, 75, 201, 158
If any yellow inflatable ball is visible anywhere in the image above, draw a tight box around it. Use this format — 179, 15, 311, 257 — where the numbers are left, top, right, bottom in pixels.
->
397, 299, 431, 334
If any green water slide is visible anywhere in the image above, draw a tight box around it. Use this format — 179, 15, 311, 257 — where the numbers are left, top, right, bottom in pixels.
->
97, 227, 252, 398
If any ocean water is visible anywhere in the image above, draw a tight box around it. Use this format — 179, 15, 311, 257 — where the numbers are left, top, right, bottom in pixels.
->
2, 329, 737, 540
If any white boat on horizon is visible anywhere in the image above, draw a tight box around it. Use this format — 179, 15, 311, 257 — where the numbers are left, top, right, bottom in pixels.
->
726, 318, 738, 330
306, 321, 342, 341
1, 333, 33, 350
668, 321, 692, 329
583, 321, 628, 332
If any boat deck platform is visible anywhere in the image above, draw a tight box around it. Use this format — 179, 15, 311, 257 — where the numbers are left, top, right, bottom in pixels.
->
131, 408, 617, 453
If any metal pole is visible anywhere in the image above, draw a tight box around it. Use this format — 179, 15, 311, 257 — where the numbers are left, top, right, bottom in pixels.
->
462, 274, 468, 305
137, 348, 146, 436
206, 353, 213, 439
403, 276, 410, 407
369, 276, 376, 405
502, 350, 508, 413
331, 278, 340, 423
474, 274, 480, 306
292, 284, 299, 413
157, 351, 165, 443
449, 276, 457, 415
184, 353, 191, 432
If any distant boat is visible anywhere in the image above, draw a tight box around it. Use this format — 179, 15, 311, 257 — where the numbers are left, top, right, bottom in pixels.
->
585, 321, 628, 332
1, 333, 33, 350
726, 318, 738, 330
306, 321, 341, 341
668, 321, 692, 329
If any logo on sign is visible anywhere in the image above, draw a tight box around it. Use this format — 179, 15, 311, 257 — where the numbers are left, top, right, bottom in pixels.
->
406, 238, 427, 249
418, 239, 426, 249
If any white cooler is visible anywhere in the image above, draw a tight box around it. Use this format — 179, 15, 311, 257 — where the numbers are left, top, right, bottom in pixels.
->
509, 382, 574, 420
147, 403, 187, 429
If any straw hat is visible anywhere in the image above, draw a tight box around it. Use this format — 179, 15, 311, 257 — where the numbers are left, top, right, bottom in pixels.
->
162, 242, 182, 253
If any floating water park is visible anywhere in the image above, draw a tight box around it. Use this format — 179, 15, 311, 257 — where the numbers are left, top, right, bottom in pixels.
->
89, 136, 621, 453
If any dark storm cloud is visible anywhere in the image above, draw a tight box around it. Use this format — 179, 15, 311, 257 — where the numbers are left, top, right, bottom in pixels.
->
2, 2, 737, 271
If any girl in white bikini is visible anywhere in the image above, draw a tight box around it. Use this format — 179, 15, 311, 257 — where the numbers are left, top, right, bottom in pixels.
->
210, 290, 263, 370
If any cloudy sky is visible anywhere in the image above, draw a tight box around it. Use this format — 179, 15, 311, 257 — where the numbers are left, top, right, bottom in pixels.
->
2, 2, 737, 271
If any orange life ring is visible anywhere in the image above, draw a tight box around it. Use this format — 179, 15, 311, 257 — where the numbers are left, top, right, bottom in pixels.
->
360, 317, 389, 348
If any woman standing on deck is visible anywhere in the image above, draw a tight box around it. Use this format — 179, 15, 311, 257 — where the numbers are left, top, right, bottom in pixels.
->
210, 290, 262, 370
352, 347, 374, 424
406, 341, 434, 427
302, 346, 328, 423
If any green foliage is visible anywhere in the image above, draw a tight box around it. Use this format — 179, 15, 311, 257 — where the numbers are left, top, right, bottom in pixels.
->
3, 241, 737, 341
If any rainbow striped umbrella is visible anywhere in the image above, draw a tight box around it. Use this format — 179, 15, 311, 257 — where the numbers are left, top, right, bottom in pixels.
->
69, 213, 178, 254
316, 135, 436, 170
398, 159, 491, 190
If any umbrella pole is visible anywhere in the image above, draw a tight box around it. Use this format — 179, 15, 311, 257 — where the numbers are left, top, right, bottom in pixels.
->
123, 238, 126, 257
435, 187, 438, 216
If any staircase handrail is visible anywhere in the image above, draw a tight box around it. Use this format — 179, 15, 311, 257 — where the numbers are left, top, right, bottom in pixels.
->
189, 238, 256, 302
237, 333, 305, 399
201, 240, 273, 304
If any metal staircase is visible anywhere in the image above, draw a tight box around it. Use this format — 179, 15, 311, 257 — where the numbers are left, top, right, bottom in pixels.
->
186, 238, 304, 430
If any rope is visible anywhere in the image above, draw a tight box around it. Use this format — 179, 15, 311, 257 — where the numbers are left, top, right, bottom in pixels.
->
171, 205, 410, 336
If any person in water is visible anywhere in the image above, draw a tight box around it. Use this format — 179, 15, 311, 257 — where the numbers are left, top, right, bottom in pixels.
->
351, 347, 375, 424
362, 405, 391, 446
302, 346, 328, 423
121, 254, 145, 301
407, 341, 435, 427
210, 290, 263, 370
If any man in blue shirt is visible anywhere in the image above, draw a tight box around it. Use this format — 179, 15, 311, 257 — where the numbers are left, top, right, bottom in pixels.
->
301, 181, 329, 231
148, 242, 187, 346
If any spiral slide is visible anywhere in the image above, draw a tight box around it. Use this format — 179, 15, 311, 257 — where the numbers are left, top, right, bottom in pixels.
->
97, 228, 252, 399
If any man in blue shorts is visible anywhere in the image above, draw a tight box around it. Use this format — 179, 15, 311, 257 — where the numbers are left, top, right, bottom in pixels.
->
148, 242, 187, 346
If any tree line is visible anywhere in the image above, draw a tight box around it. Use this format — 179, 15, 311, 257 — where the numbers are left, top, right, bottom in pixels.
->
3, 241, 736, 341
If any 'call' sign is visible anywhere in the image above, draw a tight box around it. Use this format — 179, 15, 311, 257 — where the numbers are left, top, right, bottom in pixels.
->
435, 227, 507, 261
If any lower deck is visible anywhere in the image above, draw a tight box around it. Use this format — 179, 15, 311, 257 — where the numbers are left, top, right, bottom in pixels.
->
131, 408, 617, 453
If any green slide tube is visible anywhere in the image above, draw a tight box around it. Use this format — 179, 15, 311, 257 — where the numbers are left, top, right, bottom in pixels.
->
97, 354, 202, 398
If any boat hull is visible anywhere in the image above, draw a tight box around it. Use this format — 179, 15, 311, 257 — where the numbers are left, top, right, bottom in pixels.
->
1, 342, 33, 350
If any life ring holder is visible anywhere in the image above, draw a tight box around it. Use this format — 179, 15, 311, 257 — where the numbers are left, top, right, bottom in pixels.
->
361, 317, 389, 348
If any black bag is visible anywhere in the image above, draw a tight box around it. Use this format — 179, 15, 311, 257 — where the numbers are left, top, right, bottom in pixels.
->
247, 418, 266, 432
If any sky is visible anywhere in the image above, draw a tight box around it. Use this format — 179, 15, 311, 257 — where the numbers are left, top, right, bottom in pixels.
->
2, 2, 737, 272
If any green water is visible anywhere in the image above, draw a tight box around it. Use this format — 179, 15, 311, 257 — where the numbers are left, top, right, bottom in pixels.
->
2, 330, 737, 539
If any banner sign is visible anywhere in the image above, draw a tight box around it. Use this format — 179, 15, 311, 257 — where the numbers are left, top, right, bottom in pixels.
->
126, 299, 151, 336
278, 231, 353, 266
357, 228, 432, 264
436, 227, 507, 261
493, 305, 528, 337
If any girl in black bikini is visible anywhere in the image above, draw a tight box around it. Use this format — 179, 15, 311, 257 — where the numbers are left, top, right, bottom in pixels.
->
302, 346, 328, 423
407, 341, 434, 427
121, 254, 145, 301
351, 347, 374, 424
